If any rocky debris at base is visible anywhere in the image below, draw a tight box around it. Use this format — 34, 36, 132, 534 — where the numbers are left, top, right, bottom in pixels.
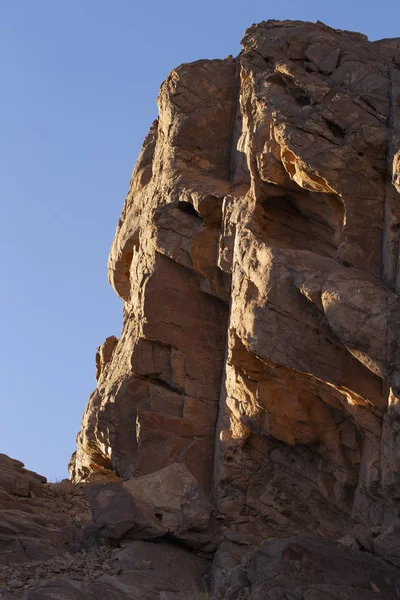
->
0, 455, 209, 599
0, 548, 114, 597
0, 541, 209, 600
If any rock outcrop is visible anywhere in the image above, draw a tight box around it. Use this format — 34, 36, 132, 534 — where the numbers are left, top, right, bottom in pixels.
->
0, 456, 209, 599
3, 18, 400, 599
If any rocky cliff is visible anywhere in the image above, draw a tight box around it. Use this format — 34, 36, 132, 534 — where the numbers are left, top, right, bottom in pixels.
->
2, 19, 400, 600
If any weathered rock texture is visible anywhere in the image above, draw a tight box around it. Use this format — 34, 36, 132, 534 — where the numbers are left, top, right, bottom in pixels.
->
0, 456, 209, 599
67, 18, 400, 597
4, 18, 400, 600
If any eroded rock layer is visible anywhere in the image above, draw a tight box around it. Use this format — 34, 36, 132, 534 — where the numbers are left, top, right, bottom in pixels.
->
65, 19, 400, 598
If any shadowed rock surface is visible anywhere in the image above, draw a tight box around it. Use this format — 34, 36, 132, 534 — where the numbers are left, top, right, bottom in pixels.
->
3, 19, 400, 599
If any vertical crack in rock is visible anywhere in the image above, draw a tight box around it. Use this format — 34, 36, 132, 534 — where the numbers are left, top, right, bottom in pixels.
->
65, 21, 400, 598
70, 58, 237, 493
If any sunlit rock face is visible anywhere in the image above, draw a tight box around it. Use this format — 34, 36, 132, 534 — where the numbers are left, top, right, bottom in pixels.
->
69, 19, 400, 596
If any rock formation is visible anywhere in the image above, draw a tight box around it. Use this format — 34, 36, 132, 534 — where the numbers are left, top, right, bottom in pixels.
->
0, 456, 208, 598
3, 19, 400, 599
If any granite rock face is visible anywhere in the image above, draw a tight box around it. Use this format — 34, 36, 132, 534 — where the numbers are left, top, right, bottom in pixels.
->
5, 18, 400, 600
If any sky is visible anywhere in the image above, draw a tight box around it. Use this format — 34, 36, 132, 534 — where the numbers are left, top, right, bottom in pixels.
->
1, 0, 399, 481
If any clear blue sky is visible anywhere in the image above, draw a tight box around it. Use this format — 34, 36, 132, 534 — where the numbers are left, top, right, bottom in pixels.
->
1, 1, 398, 481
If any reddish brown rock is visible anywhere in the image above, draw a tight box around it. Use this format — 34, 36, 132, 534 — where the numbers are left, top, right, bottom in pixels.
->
5, 18, 400, 600
85, 463, 216, 549
0, 455, 47, 499
0, 457, 209, 599
0, 455, 91, 569
213, 535, 400, 599
70, 20, 400, 548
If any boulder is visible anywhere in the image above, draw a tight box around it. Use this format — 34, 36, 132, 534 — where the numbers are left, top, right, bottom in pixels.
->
86, 463, 215, 548
124, 462, 213, 534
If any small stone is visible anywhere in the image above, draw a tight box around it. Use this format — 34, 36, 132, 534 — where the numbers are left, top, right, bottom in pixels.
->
353, 524, 374, 552
8, 579, 23, 589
